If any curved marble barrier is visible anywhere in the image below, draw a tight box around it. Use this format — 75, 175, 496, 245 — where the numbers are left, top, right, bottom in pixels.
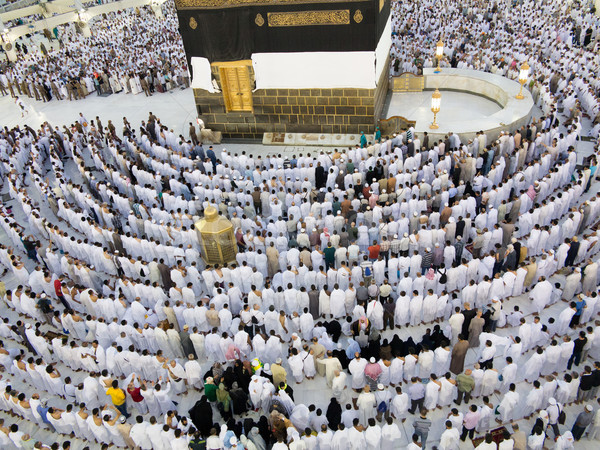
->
417, 68, 534, 143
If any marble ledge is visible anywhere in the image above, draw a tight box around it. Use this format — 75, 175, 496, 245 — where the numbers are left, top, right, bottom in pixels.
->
419, 68, 534, 142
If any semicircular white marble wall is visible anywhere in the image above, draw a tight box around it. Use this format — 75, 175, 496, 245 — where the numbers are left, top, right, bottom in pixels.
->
418, 68, 534, 143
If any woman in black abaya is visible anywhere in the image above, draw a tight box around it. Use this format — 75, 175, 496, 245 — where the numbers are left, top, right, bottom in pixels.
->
326, 397, 342, 431
188, 395, 213, 437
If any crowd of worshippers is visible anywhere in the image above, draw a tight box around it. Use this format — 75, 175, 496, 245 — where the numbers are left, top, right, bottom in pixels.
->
0, 2, 189, 101
0, 96, 599, 450
389, 0, 600, 138
0, 2, 599, 449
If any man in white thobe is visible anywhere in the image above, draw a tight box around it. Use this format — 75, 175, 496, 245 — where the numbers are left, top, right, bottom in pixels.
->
348, 354, 368, 391
321, 352, 343, 387
556, 303, 577, 335
439, 421, 460, 450
366, 299, 384, 330
496, 384, 519, 424
154, 381, 175, 414
332, 370, 348, 404
529, 277, 553, 313
184, 354, 203, 388
330, 287, 346, 319
381, 417, 402, 450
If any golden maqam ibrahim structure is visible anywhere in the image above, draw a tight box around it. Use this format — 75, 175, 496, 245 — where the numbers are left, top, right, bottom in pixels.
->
195, 206, 238, 264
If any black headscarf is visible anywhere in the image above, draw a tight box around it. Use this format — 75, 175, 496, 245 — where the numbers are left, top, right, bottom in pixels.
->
390, 335, 405, 356
326, 398, 342, 431
233, 360, 251, 391
188, 395, 213, 437
464, 181, 476, 198
230, 382, 249, 416
257, 415, 271, 447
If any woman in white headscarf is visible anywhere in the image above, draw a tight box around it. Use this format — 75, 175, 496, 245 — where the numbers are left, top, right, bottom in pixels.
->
319, 331, 335, 352
260, 380, 276, 413
249, 375, 264, 411
554, 431, 574, 450
290, 403, 310, 431
240, 434, 259, 450
249, 427, 266, 450
276, 389, 295, 416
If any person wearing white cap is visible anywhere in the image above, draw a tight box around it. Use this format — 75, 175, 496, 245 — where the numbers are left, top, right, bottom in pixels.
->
587, 397, 600, 440
572, 404, 595, 440
544, 397, 562, 438
554, 431, 575, 450
399, 232, 410, 256
297, 228, 310, 249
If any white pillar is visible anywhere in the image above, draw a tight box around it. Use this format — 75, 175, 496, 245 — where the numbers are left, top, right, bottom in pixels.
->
151, 4, 164, 19
40, 5, 53, 18
4, 43, 17, 62
79, 22, 92, 37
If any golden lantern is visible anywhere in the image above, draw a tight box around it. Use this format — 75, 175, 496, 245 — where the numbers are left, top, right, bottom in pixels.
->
516, 61, 529, 100
435, 40, 444, 73
195, 206, 237, 264
430, 89, 441, 129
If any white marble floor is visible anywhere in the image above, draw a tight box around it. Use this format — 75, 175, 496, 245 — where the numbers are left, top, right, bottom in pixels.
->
0, 86, 198, 137
385, 91, 503, 124
2, 84, 596, 165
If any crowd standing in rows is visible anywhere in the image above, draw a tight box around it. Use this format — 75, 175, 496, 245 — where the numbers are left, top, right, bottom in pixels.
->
0, 2, 189, 102
390, 0, 600, 138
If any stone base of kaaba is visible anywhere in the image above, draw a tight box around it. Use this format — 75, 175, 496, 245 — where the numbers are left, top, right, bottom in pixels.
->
194, 87, 379, 139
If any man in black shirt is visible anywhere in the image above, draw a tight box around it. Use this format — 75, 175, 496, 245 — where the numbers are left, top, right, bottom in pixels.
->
461, 303, 477, 339
568, 331, 587, 370
577, 366, 594, 403
564, 236, 580, 267
591, 361, 600, 398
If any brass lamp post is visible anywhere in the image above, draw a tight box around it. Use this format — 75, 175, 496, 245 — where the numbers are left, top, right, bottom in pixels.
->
430, 89, 441, 129
516, 61, 530, 100
434, 40, 444, 73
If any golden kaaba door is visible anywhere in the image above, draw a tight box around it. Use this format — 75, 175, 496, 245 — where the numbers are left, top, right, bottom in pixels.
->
218, 63, 253, 113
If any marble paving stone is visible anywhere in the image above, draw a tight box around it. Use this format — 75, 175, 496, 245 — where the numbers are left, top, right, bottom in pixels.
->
385, 91, 503, 123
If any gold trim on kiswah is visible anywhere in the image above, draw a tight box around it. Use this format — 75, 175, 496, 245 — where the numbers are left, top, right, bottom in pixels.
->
175, 0, 363, 10
267, 10, 350, 27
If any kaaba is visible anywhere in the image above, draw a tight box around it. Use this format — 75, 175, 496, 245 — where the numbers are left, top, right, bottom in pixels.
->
175, 0, 391, 138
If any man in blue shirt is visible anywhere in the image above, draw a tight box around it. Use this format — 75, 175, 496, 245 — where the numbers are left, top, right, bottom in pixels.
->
407, 377, 425, 414
206, 146, 217, 171
360, 131, 367, 148
572, 294, 587, 328
36, 399, 53, 429
192, 143, 205, 162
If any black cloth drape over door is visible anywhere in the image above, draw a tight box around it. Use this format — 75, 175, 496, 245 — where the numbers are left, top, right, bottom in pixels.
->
194, 10, 253, 62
